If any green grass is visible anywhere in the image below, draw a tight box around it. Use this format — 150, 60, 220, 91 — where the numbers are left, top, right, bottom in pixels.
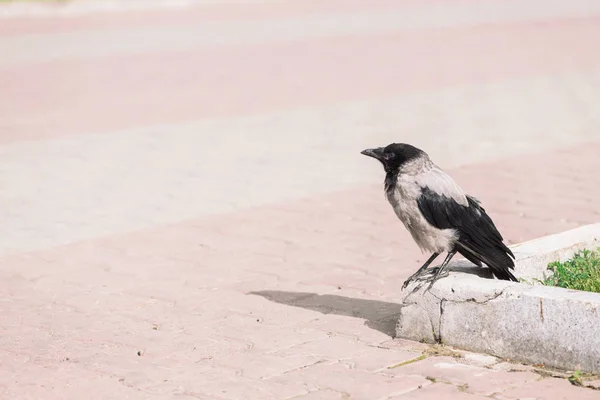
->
543, 248, 600, 294
568, 369, 583, 386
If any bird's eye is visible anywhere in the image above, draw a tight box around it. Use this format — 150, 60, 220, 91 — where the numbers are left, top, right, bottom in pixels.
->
383, 152, 395, 160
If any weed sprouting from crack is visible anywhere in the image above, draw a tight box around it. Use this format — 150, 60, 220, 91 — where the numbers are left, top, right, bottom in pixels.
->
387, 344, 463, 369
524, 365, 600, 391
388, 354, 427, 369
565, 369, 600, 391
423, 344, 463, 358
569, 370, 584, 386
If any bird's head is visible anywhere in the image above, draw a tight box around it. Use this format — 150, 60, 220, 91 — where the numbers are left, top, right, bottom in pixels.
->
360, 143, 424, 173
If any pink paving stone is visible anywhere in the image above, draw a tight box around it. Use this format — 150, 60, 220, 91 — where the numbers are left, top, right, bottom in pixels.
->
0, 0, 506, 36
152, 373, 308, 400
497, 377, 600, 400
213, 352, 327, 380
390, 382, 489, 399
384, 356, 539, 396
267, 334, 420, 370
586, 380, 600, 390
0, 361, 168, 400
291, 389, 354, 400
266, 362, 432, 399
379, 339, 431, 353
2, 17, 600, 143
338, 347, 422, 372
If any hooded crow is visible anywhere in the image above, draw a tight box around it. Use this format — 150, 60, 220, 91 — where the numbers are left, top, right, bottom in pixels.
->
361, 143, 517, 290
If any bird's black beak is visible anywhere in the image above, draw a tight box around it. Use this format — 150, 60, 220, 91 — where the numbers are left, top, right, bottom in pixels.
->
361, 147, 384, 160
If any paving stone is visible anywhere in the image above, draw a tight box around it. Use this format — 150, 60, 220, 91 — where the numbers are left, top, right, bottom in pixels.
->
390, 382, 490, 399
385, 356, 539, 396
462, 352, 501, 368
268, 362, 431, 399
495, 377, 600, 400
585, 380, 600, 390
291, 389, 354, 400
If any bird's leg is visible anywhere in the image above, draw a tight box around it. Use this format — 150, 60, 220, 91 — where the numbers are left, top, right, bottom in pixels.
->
413, 266, 450, 281
425, 250, 458, 291
401, 252, 440, 290
404, 267, 450, 295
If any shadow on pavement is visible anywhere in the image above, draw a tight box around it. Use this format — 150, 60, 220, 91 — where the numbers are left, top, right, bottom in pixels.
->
445, 260, 496, 279
249, 290, 403, 337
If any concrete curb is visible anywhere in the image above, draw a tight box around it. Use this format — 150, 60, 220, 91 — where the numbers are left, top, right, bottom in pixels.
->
395, 223, 600, 373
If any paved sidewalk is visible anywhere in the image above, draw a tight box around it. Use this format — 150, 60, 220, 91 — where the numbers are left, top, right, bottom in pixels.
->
1, 0, 600, 399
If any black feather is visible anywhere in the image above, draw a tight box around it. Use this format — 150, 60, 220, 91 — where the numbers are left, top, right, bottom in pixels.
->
416, 187, 517, 282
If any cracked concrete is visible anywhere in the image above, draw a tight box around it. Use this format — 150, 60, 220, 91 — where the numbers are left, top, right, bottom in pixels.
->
396, 224, 600, 373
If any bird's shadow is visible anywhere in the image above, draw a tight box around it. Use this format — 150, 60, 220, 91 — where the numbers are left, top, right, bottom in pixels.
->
444, 260, 495, 279
249, 290, 404, 337
249, 262, 493, 337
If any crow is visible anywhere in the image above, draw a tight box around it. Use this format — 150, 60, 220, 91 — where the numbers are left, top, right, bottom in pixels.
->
361, 143, 517, 290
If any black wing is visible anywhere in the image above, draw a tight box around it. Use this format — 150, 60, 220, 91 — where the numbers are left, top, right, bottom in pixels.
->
416, 187, 517, 281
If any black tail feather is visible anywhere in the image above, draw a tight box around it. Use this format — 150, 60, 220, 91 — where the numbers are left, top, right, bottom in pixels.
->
457, 247, 483, 268
456, 242, 518, 282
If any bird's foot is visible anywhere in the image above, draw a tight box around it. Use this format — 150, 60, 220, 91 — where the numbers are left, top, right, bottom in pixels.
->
401, 276, 417, 290
402, 267, 446, 290
401, 272, 425, 290
402, 267, 450, 293
423, 268, 450, 291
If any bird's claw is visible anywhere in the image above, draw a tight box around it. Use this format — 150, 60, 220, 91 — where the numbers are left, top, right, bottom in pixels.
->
422, 269, 450, 291
402, 267, 449, 292
402, 274, 423, 290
